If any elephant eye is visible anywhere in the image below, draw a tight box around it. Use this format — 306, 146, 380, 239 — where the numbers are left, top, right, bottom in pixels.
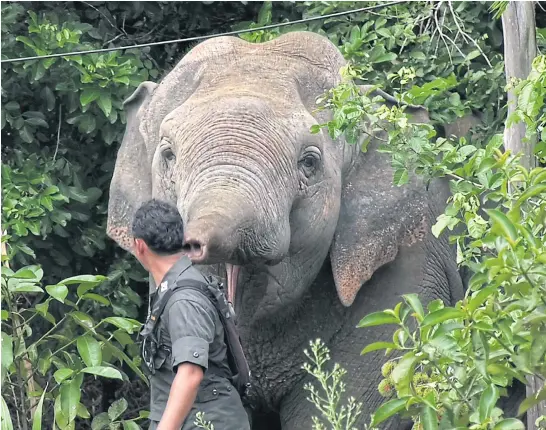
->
299, 149, 321, 177
162, 147, 175, 162
302, 156, 316, 169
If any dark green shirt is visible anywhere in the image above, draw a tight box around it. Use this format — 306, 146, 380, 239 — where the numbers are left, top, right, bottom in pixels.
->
147, 257, 249, 430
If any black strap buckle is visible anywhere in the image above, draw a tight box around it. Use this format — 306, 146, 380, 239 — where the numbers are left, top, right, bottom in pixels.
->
141, 335, 157, 375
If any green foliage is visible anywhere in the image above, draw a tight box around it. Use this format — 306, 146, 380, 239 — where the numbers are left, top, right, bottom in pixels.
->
1, 2, 148, 290
312, 24, 546, 429
0, 263, 147, 429
241, 1, 505, 134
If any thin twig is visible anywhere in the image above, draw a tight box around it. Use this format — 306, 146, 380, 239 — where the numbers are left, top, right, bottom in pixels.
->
53, 105, 61, 161
433, 2, 453, 62
82, 1, 121, 34
447, 0, 493, 67
8, 375, 22, 430
103, 33, 125, 48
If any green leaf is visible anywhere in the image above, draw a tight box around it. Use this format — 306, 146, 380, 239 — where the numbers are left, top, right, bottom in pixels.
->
361, 342, 398, 355
421, 404, 438, 430
10, 267, 39, 280
80, 88, 100, 106
479, 384, 499, 422
403, 294, 424, 320
486, 209, 518, 244
373, 52, 397, 64
12, 284, 44, 293
54, 368, 74, 384
77, 335, 102, 367
371, 397, 408, 426
45, 284, 68, 303
61, 274, 106, 286
81, 293, 110, 306
431, 214, 459, 238
421, 307, 464, 327
1, 395, 13, 430
91, 412, 110, 430
467, 285, 497, 313
60, 377, 81, 423
517, 385, 546, 415
1, 332, 13, 384
76, 403, 91, 419
493, 418, 525, 430
82, 366, 123, 380
357, 311, 399, 328
393, 168, 409, 186
516, 184, 546, 206
391, 352, 419, 397
69, 311, 95, 331
108, 398, 128, 421
103, 317, 141, 333
122, 422, 140, 430
31, 388, 47, 430
112, 330, 134, 347
97, 93, 112, 117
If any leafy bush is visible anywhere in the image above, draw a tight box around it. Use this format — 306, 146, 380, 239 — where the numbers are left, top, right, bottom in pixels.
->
306, 44, 546, 430
0, 262, 147, 429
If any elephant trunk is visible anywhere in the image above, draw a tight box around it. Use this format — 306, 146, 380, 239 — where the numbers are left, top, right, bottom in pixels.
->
180, 187, 290, 267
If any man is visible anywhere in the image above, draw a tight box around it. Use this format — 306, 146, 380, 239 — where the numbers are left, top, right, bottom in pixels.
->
131, 199, 251, 430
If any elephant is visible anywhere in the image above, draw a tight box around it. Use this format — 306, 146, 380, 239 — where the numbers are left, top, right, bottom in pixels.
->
107, 31, 471, 429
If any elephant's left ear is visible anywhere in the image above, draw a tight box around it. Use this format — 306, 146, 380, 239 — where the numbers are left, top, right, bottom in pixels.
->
330, 87, 432, 307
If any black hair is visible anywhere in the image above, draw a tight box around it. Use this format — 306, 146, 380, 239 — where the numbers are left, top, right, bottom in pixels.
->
132, 199, 185, 255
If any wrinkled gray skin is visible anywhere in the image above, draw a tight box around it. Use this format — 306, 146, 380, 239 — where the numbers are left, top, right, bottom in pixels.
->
107, 32, 470, 429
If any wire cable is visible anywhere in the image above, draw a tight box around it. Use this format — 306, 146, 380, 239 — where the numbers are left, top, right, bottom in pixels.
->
1, 1, 405, 64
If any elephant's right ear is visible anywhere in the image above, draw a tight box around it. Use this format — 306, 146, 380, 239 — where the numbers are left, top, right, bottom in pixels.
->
330, 87, 431, 307
107, 81, 158, 253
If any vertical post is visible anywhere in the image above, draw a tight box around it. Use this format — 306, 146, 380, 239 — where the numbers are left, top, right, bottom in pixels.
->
502, 1, 537, 168
501, 2, 542, 428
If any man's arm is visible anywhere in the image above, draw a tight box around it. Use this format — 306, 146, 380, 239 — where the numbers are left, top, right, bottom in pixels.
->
159, 294, 216, 429
157, 362, 204, 430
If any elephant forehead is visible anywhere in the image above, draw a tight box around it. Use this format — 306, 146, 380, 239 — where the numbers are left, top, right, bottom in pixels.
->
162, 95, 317, 148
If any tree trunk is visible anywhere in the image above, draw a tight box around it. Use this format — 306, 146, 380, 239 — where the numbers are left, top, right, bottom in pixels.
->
502, 1, 537, 168
501, 2, 542, 428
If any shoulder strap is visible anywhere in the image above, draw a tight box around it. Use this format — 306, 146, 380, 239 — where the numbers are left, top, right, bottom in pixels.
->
170, 278, 252, 399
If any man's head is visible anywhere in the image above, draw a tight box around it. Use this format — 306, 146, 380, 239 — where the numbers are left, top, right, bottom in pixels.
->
132, 199, 185, 271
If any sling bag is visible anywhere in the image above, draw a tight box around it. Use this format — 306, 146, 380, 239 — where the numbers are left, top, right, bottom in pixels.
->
140, 275, 252, 400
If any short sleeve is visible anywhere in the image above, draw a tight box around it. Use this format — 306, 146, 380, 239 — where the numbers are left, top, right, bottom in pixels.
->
166, 295, 216, 371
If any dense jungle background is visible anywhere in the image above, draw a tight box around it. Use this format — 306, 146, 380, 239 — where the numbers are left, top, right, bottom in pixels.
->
2, 1, 546, 429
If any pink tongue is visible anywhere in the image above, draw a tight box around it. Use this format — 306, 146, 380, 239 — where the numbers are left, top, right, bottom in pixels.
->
225, 263, 240, 304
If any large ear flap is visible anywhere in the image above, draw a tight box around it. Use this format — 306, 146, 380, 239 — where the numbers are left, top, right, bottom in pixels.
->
330, 86, 432, 306
107, 82, 157, 252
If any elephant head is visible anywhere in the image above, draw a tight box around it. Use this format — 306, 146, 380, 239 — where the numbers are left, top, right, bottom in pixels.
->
107, 31, 434, 319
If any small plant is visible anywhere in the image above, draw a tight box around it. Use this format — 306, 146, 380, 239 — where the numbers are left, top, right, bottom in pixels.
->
90, 398, 149, 430
302, 339, 364, 430
195, 411, 215, 430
